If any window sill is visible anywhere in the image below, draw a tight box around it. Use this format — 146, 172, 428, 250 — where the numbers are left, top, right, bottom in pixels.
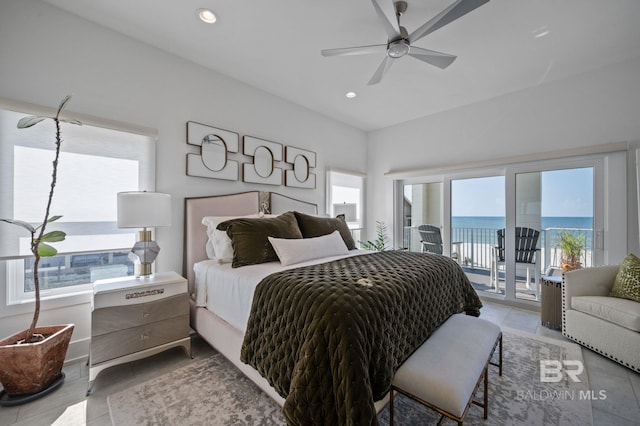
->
1, 289, 92, 319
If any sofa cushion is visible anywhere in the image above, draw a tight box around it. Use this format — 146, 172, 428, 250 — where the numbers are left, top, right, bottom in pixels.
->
571, 296, 640, 332
610, 253, 640, 303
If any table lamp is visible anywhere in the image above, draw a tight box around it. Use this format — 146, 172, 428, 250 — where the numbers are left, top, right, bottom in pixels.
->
117, 191, 171, 276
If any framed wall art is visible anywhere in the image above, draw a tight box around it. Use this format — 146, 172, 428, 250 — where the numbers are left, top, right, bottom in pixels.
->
242, 136, 283, 186
186, 121, 239, 181
285, 146, 316, 189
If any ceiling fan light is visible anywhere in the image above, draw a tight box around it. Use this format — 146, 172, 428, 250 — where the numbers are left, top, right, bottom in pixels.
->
345, 91, 357, 98
388, 40, 410, 58
197, 9, 217, 24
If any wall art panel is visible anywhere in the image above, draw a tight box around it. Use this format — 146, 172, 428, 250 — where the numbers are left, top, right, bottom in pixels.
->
186, 121, 239, 181
285, 146, 316, 189
242, 136, 283, 186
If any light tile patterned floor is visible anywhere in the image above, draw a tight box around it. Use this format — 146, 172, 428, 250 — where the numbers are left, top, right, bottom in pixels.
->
0, 301, 638, 425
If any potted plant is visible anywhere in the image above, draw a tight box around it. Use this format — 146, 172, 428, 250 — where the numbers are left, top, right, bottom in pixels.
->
0, 96, 80, 401
360, 221, 390, 251
556, 230, 587, 272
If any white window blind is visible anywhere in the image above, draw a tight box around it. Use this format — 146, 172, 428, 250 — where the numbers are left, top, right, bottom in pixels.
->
0, 105, 156, 300
326, 169, 365, 228
1, 107, 155, 257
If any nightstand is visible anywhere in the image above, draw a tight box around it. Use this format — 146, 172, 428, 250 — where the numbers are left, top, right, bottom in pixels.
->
541, 274, 563, 330
87, 271, 191, 395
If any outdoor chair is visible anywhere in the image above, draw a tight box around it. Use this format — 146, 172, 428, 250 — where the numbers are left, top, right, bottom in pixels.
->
418, 224, 443, 255
490, 227, 540, 299
417, 225, 461, 263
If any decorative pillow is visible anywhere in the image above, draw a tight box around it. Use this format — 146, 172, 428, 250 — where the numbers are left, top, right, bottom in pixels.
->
269, 230, 349, 266
610, 253, 640, 302
202, 213, 263, 261
218, 212, 302, 268
293, 211, 356, 250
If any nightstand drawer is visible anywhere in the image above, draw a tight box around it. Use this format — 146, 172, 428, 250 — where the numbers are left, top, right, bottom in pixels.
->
93, 274, 187, 309
92, 294, 189, 336
90, 314, 189, 364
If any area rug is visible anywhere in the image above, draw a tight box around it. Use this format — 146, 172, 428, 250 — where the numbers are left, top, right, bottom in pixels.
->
108, 329, 593, 425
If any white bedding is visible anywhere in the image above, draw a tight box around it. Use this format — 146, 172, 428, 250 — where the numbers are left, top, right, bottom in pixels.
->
194, 249, 371, 332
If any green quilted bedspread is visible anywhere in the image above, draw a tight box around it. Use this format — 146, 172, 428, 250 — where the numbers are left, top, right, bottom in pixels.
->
240, 251, 482, 425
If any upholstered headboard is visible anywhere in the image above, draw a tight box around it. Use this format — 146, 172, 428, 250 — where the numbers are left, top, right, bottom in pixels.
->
183, 191, 317, 294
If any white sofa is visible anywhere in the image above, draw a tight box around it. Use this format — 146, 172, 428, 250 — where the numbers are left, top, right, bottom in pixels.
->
562, 265, 640, 373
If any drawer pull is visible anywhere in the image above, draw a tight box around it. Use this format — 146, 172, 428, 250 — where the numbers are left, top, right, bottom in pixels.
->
140, 334, 150, 341
126, 288, 165, 300
143, 312, 151, 319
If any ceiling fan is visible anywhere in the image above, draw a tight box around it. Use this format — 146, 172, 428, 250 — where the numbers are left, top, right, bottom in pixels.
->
321, 0, 489, 85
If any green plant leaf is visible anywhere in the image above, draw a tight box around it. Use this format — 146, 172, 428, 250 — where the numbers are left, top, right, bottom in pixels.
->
359, 221, 389, 251
57, 95, 72, 117
17, 116, 46, 128
60, 118, 82, 126
41, 230, 66, 243
0, 218, 35, 233
37, 243, 58, 257
47, 215, 63, 223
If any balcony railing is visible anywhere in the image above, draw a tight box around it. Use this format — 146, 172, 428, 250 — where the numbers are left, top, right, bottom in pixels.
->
403, 226, 593, 273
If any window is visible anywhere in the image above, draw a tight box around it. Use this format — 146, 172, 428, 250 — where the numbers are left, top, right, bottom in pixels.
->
395, 148, 627, 306
402, 182, 443, 252
0, 106, 156, 303
326, 169, 365, 243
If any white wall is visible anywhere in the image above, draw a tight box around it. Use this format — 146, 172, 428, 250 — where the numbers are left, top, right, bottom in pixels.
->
367, 56, 640, 255
3, 0, 640, 362
0, 0, 367, 360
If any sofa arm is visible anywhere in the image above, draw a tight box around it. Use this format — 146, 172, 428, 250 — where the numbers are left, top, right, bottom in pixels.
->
563, 265, 619, 308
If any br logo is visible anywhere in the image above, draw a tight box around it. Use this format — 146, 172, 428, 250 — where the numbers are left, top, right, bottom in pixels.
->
539, 360, 584, 383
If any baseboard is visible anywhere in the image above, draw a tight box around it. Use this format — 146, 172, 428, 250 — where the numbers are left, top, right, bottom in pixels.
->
64, 336, 90, 364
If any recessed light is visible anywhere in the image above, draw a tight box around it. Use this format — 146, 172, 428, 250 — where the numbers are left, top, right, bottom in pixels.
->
532, 26, 550, 39
345, 91, 357, 99
197, 9, 217, 24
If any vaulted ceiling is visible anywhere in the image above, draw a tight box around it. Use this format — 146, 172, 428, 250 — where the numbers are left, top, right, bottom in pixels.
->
43, 0, 640, 131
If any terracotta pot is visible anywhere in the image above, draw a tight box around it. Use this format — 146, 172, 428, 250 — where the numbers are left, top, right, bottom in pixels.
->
0, 324, 74, 396
561, 262, 582, 272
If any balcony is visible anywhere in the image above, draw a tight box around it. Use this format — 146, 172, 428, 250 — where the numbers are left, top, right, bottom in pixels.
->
403, 226, 593, 301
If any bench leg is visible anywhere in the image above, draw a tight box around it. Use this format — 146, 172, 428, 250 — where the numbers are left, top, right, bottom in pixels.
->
389, 388, 394, 426
436, 414, 449, 426
483, 366, 489, 419
489, 332, 503, 376
499, 333, 503, 376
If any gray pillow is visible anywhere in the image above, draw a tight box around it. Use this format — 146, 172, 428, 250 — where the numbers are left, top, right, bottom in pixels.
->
218, 211, 302, 268
293, 211, 356, 250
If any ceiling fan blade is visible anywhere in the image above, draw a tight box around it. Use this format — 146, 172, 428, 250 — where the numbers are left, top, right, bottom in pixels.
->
371, 0, 401, 40
409, 0, 489, 44
368, 56, 394, 85
321, 44, 388, 57
408, 47, 457, 69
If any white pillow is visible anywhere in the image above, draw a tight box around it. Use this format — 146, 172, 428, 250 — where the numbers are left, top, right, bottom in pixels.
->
211, 229, 234, 263
268, 230, 349, 266
202, 213, 263, 261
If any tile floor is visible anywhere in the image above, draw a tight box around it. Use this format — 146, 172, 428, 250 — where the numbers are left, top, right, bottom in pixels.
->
0, 301, 638, 425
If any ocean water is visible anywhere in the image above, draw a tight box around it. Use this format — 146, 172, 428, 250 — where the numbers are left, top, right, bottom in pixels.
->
451, 216, 594, 247
452, 216, 593, 231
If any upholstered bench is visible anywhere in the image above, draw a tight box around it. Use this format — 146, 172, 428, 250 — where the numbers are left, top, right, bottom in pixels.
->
390, 314, 503, 425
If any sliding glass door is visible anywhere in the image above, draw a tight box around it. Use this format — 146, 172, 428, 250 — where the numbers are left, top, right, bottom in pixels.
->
402, 182, 443, 253
396, 153, 617, 306
512, 167, 594, 301
451, 176, 505, 295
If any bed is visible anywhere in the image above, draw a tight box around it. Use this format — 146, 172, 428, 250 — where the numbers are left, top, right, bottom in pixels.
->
183, 191, 482, 425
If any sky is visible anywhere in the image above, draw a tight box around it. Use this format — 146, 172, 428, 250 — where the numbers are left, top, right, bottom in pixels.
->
450, 168, 594, 217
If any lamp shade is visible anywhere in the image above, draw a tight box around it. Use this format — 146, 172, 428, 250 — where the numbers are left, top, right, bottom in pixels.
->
117, 192, 171, 228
